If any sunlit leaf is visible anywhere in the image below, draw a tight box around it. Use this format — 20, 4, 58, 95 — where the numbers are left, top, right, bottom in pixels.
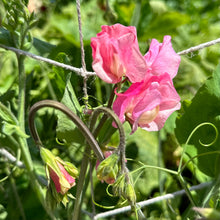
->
175, 64, 220, 178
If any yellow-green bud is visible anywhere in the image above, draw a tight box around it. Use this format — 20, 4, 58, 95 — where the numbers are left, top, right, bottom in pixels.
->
96, 153, 119, 184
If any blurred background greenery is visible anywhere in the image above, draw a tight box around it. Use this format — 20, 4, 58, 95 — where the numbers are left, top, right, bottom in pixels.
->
0, 0, 220, 219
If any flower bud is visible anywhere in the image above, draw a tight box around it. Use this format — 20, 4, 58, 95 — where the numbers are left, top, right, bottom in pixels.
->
112, 174, 125, 196
40, 147, 78, 195
96, 153, 119, 184
124, 183, 136, 204
112, 174, 136, 204
193, 207, 220, 219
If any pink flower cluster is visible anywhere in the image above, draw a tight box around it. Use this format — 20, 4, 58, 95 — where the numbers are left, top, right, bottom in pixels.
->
91, 24, 181, 133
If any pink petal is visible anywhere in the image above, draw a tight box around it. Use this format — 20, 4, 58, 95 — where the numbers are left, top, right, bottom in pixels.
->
145, 102, 181, 131
91, 37, 122, 83
91, 24, 147, 84
113, 82, 144, 123
48, 166, 61, 193
57, 162, 75, 186
144, 36, 181, 78
131, 88, 162, 133
100, 24, 138, 44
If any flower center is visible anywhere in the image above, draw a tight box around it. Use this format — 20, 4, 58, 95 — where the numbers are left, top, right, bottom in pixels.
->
110, 53, 126, 77
138, 106, 160, 125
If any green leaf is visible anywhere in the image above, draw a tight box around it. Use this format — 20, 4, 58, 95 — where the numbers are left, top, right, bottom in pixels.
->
0, 27, 13, 46
114, 1, 135, 25
175, 64, 220, 178
56, 70, 83, 145
0, 102, 17, 125
32, 38, 55, 56
1, 122, 29, 138
97, 118, 117, 147
139, 11, 190, 41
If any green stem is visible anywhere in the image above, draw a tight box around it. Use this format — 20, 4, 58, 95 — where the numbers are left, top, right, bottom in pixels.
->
177, 173, 198, 207
176, 122, 218, 208
16, 55, 55, 219
28, 100, 104, 161
71, 147, 90, 220
178, 122, 218, 173
72, 107, 124, 220
17, 55, 26, 130
130, 164, 178, 176
92, 84, 117, 138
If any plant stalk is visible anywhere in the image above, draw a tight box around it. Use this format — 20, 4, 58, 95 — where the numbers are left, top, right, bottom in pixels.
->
71, 146, 90, 220
178, 173, 198, 207
17, 55, 55, 219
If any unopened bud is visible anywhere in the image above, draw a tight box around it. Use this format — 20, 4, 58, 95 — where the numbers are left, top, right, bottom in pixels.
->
124, 183, 136, 204
96, 153, 119, 184
40, 147, 78, 195
112, 174, 125, 196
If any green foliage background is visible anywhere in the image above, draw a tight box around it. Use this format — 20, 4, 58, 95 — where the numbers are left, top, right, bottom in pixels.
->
0, 0, 220, 219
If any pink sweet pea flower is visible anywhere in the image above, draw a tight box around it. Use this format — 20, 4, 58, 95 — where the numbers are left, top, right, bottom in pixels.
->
91, 24, 147, 84
144, 35, 181, 79
113, 73, 181, 133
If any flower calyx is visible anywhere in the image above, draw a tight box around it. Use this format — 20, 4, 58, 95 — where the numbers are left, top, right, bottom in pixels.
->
96, 152, 119, 184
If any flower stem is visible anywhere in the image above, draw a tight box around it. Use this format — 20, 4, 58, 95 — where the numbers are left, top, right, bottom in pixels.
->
28, 100, 104, 161
177, 173, 198, 207
71, 146, 90, 220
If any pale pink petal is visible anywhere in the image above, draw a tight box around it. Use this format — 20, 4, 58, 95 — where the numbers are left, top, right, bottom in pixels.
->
131, 89, 161, 133
91, 37, 122, 83
113, 82, 144, 123
144, 39, 160, 68
113, 93, 131, 123
101, 24, 138, 44
144, 36, 181, 78
145, 102, 181, 131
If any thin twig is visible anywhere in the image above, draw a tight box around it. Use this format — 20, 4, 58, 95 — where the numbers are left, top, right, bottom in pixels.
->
1, 38, 220, 78
0, 43, 95, 77
177, 38, 220, 55
76, 0, 86, 72
0, 148, 25, 168
76, 0, 89, 109
92, 182, 211, 220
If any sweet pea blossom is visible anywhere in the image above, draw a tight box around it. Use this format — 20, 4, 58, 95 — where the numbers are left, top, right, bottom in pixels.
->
113, 73, 181, 133
40, 147, 78, 195
91, 24, 147, 84
144, 35, 181, 79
